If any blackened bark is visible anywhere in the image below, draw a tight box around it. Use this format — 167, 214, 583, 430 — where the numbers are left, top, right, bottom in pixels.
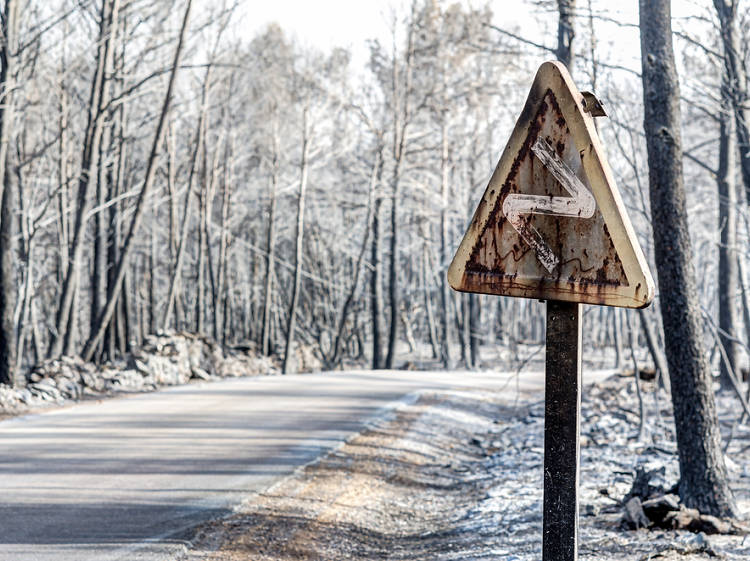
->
52, 0, 119, 358
0, 165, 15, 385
15, 175, 33, 374
56, 76, 69, 288
162, 64, 210, 332
82, 0, 192, 361
638, 309, 670, 392
384, 7, 416, 370
440, 122, 453, 368
713, 0, 750, 205
105, 70, 128, 357
92, 113, 112, 360
370, 194, 384, 369
459, 294, 470, 367
330, 148, 380, 368
0, 0, 18, 385
260, 124, 279, 356
469, 294, 480, 368
149, 197, 158, 335
556, 0, 576, 69
639, 0, 736, 517
717, 73, 739, 389
215, 143, 230, 343
196, 163, 206, 334
109, 122, 126, 355
384, 167, 400, 369
282, 107, 311, 374
612, 308, 624, 370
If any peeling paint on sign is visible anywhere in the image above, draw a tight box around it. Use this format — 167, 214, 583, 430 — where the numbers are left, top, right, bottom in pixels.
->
503, 138, 596, 273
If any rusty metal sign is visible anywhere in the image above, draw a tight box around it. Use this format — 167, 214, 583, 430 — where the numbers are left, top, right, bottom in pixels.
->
448, 61, 654, 309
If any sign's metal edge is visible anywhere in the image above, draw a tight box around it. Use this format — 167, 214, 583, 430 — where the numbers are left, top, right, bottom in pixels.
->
448, 61, 655, 309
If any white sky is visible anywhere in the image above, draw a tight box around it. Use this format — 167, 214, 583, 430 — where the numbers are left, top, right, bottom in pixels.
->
240, 0, 708, 75
243, 0, 536, 70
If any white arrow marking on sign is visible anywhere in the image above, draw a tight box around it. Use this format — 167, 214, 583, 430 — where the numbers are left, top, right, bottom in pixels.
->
502, 138, 596, 273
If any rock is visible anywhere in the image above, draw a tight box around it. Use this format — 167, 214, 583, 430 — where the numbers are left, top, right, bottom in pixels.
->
295, 344, 322, 373
29, 382, 62, 402
685, 531, 708, 548
642, 494, 680, 522
105, 369, 145, 392
16, 388, 33, 404
3, 331, 284, 416
192, 367, 212, 380
622, 497, 650, 529
694, 515, 732, 535
662, 507, 732, 534
187, 336, 217, 379
57, 379, 82, 400
133, 358, 150, 373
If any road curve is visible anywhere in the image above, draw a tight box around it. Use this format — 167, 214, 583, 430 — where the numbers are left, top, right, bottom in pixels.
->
0, 368, 607, 561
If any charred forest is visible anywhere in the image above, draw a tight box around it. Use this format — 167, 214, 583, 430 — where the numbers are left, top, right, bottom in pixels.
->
0, 0, 749, 469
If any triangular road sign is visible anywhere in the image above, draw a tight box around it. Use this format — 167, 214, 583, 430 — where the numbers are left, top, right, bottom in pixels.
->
448, 61, 654, 308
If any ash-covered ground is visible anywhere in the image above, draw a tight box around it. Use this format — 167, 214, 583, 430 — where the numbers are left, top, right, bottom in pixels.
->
184, 371, 750, 561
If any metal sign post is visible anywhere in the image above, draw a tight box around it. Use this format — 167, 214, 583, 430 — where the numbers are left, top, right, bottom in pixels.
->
446, 61, 654, 559
543, 300, 582, 561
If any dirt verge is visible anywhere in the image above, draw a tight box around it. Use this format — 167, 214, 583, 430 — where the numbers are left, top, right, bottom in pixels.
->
184, 375, 750, 560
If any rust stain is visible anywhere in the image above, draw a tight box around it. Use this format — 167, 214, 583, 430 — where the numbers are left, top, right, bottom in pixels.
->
466, 92, 553, 272
461, 87, 629, 300
561, 257, 596, 274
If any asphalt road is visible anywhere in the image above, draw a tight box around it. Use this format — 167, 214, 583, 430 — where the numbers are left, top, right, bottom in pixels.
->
0, 368, 608, 561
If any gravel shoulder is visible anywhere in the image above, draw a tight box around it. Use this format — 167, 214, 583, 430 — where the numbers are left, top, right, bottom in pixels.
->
184, 374, 750, 561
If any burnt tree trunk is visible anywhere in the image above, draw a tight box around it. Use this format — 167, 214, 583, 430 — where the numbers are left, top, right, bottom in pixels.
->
0, 157, 15, 384
260, 122, 279, 356
82, 0, 192, 361
556, 0, 576, 69
0, 0, 19, 385
15, 180, 33, 374
384, 8, 416, 370
639, 0, 736, 517
92, 9, 118, 358
56, 56, 70, 291
385, 142, 402, 369
469, 294, 480, 368
422, 242, 439, 360
717, 71, 739, 390
639, 309, 671, 392
329, 148, 380, 368
282, 107, 311, 374
52, 0, 119, 358
203, 137, 220, 338
439, 121, 453, 368
196, 151, 207, 335
713, 0, 750, 205
215, 142, 230, 343
370, 193, 384, 369
162, 64, 210, 332
105, 27, 129, 356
